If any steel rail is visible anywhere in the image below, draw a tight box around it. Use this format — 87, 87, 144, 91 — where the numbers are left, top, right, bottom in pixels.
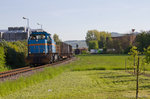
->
0, 67, 30, 75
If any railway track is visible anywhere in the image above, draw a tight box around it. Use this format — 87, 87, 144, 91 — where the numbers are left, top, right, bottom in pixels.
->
0, 57, 74, 79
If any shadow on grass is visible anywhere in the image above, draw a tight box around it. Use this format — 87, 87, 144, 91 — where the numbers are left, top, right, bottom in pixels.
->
72, 67, 106, 71
112, 68, 125, 70
112, 67, 133, 70
140, 85, 150, 89
98, 72, 113, 74
112, 79, 136, 83
99, 75, 133, 79
77, 54, 130, 56
87, 67, 106, 70
72, 67, 133, 71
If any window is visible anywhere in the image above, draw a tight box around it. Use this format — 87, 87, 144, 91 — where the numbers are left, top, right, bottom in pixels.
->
47, 36, 50, 41
30, 34, 46, 40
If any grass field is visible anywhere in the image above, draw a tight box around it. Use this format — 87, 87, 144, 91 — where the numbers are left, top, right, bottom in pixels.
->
3, 70, 150, 99
1, 55, 150, 99
70, 55, 150, 71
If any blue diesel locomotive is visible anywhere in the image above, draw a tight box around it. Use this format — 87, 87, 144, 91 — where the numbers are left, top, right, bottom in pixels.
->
27, 30, 72, 65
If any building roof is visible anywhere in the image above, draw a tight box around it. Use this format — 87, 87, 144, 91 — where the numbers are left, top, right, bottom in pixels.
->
0, 30, 7, 33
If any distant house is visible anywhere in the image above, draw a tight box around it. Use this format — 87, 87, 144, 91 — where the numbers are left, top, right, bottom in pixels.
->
112, 34, 136, 46
107, 33, 137, 53
64, 40, 88, 49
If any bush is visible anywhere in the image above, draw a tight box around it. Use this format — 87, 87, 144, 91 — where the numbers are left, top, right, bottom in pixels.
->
0, 40, 28, 69
81, 50, 89, 55
5, 41, 27, 68
0, 46, 6, 71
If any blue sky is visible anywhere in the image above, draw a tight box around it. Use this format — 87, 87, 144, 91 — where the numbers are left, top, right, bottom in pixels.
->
0, 0, 150, 41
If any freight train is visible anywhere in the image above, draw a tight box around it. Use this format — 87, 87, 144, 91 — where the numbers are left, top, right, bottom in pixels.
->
27, 30, 73, 65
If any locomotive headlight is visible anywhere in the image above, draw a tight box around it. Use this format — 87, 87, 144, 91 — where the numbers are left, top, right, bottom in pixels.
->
29, 52, 31, 54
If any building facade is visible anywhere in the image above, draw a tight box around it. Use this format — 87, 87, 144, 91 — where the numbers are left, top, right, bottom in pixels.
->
0, 27, 28, 41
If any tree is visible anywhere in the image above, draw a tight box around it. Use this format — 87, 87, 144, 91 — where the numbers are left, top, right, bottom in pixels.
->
98, 31, 111, 48
144, 46, 150, 64
111, 40, 123, 54
88, 40, 99, 50
106, 36, 113, 49
136, 31, 150, 52
53, 34, 61, 44
85, 30, 111, 50
85, 30, 99, 46
128, 46, 140, 73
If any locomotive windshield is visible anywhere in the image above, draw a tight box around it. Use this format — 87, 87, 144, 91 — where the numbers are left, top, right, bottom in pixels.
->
30, 34, 46, 40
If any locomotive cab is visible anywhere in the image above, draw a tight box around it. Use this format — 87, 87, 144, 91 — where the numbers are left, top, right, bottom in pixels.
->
29, 34, 48, 54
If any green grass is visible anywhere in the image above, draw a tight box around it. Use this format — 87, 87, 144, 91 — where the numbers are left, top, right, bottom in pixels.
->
3, 70, 150, 99
0, 66, 9, 72
1, 55, 150, 99
70, 55, 150, 71
0, 65, 69, 97
71, 55, 132, 71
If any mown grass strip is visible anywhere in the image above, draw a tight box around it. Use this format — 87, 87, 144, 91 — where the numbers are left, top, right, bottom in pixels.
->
1, 55, 150, 97
4, 70, 150, 99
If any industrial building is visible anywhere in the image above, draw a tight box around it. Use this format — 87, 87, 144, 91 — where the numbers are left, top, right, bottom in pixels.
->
0, 27, 29, 41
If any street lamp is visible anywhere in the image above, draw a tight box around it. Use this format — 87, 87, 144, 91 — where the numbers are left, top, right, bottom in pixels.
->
37, 23, 42, 29
23, 17, 30, 39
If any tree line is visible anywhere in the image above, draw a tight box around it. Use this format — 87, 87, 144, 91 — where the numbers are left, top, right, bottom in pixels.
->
85, 30, 150, 54
135, 31, 150, 52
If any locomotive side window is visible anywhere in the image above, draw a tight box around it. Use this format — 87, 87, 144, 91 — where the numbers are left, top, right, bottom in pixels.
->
30, 34, 46, 40
30, 36, 36, 40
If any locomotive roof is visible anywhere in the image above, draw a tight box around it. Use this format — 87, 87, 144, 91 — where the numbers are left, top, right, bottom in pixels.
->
31, 31, 51, 35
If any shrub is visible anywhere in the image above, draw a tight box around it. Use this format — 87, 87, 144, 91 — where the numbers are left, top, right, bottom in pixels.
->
0, 46, 6, 71
81, 50, 89, 55
0, 40, 27, 69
